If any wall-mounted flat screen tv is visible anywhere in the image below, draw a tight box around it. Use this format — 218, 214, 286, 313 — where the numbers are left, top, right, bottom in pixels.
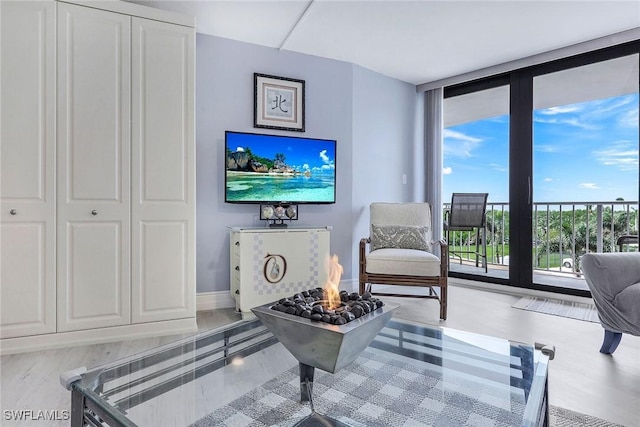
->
225, 131, 336, 204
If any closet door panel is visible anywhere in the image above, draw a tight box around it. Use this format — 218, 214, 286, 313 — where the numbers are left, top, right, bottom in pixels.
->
0, 1, 56, 338
57, 3, 131, 332
60, 221, 126, 329
131, 18, 194, 323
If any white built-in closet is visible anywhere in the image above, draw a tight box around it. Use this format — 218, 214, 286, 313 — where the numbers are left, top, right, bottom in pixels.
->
0, 0, 196, 354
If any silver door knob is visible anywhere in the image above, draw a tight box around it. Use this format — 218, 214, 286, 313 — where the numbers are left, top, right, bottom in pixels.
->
9, 209, 17, 215
91, 210, 98, 216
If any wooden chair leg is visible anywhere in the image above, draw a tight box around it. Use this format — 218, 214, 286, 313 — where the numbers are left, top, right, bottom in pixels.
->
440, 286, 447, 320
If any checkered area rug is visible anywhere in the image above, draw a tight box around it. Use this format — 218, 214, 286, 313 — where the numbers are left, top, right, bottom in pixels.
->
191, 349, 530, 427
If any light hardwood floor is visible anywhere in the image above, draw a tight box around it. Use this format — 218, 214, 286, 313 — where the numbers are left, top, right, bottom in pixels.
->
1, 281, 639, 426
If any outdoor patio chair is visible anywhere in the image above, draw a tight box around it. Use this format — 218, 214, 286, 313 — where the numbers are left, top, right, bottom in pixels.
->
444, 193, 488, 273
617, 234, 638, 252
359, 202, 449, 320
581, 252, 640, 354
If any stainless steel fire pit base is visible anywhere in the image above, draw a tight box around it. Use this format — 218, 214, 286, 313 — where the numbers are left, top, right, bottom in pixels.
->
253, 299, 398, 427
251, 301, 398, 374
293, 412, 351, 427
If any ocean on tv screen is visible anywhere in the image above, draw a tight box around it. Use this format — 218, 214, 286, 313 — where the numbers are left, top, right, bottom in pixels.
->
226, 171, 335, 203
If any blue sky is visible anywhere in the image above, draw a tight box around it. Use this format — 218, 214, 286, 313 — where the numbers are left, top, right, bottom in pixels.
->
227, 132, 336, 174
443, 94, 639, 203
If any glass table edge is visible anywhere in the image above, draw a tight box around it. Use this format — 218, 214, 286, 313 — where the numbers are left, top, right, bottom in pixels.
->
67, 316, 550, 427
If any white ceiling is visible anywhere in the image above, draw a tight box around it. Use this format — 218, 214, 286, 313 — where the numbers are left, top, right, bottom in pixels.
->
127, 0, 640, 85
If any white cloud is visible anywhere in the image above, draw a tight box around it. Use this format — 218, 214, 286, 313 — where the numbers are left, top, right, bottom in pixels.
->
319, 149, 330, 164
544, 178, 553, 182
313, 149, 335, 171
539, 105, 582, 115
533, 116, 598, 130
490, 163, 507, 172
443, 129, 482, 158
594, 143, 639, 172
442, 167, 452, 175
618, 105, 639, 129
535, 96, 637, 131
236, 146, 245, 152
535, 144, 560, 153
302, 163, 310, 170
579, 183, 599, 189
590, 96, 635, 117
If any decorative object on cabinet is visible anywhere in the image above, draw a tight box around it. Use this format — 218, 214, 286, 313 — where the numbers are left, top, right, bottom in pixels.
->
260, 203, 298, 227
230, 227, 330, 318
254, 73, 305, 132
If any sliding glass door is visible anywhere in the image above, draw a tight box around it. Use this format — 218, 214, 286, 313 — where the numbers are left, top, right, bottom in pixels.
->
532, 54, 639, 291
443, 84, 510, 282
442, 42, 639, 295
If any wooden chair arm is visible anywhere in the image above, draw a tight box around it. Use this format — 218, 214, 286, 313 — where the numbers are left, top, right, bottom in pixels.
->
432, 239, 449, 275
359, 238, 370, 276
359, 237, 370, 258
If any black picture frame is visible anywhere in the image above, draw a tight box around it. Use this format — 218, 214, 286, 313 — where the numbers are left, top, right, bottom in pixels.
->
254, 73, 305, 132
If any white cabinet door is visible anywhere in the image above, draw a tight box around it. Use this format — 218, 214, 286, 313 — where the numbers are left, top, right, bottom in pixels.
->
0, 1, 56, 338
130, 18, 195, 323
231, 229, 331, 315
56, 3, 131, 332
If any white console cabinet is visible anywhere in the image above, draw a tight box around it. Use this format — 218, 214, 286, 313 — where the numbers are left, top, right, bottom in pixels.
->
230, 228, 330, 317
1, 0, 195, 354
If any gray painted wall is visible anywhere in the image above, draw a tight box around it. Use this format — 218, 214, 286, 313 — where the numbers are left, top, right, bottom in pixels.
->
351, 65, 421, 282
196, 34, 418, 294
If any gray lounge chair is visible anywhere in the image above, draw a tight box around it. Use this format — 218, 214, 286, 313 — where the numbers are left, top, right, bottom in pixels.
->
581, 252, 640, 354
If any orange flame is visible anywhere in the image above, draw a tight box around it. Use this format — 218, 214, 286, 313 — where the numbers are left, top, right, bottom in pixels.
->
323, 254, 343, 310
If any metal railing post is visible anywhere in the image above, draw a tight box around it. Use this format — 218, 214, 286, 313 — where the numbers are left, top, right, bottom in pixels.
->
596, 204, 603, 253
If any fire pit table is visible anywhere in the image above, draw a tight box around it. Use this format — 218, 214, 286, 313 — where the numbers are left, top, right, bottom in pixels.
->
61, 314, 553, 427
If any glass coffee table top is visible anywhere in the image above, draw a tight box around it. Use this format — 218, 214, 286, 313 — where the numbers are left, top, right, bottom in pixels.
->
63, 317, 551, 427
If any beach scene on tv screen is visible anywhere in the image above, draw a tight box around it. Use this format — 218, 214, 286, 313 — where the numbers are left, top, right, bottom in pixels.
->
226, 133, 336, 203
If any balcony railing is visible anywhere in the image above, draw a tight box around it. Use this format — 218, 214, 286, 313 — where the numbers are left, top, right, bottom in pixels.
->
444, 201, 639, 275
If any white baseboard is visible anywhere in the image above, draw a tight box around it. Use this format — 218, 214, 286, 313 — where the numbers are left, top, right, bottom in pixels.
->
196, 291, 236, 311
0, 317, 197, 356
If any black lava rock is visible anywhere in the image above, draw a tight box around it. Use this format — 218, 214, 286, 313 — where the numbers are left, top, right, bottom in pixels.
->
270, 290, 384, 326
351, 306, 364, 318
310, 313, 323, 321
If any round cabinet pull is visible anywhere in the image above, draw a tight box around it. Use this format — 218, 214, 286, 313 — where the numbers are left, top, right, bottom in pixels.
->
9, 209, 17, 215
91, 210, 98, 216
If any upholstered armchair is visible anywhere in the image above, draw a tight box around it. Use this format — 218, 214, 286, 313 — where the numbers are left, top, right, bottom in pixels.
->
359, 202, 448, 320
581, 252, 640, 354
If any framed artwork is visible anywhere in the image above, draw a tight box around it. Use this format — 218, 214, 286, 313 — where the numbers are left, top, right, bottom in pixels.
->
254, 73, 305, 132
